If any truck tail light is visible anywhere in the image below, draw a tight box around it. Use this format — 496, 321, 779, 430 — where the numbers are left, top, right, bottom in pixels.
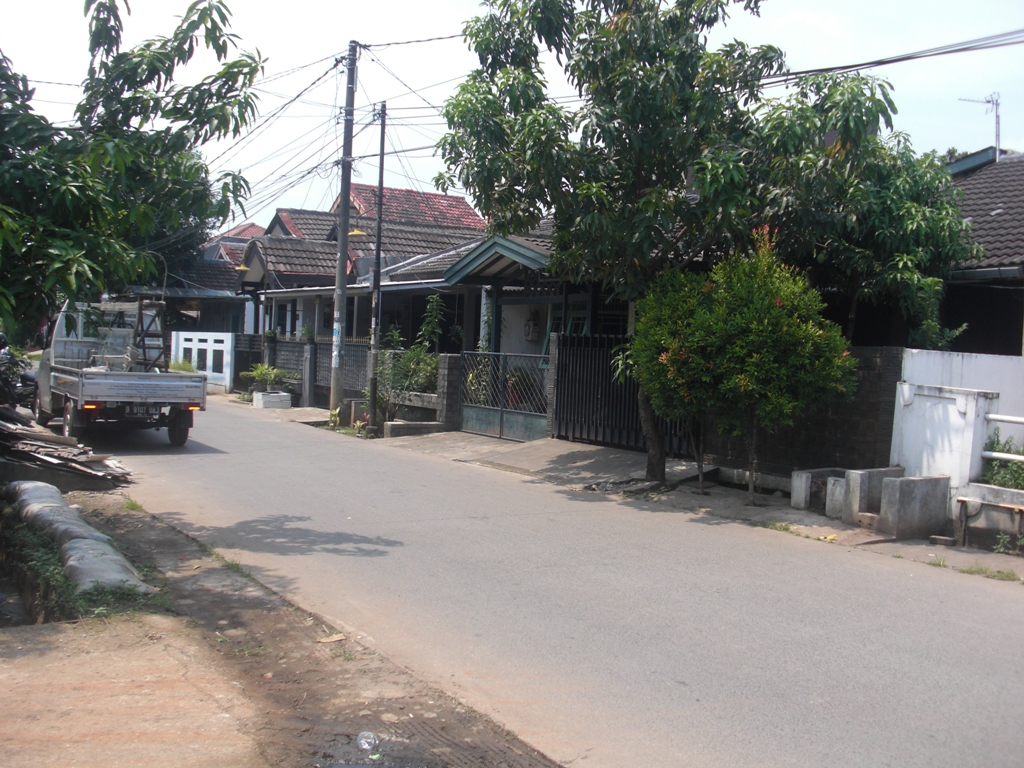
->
82, 401, 105, 410
185, 403, 202, 411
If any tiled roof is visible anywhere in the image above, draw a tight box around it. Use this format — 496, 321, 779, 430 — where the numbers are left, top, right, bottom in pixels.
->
272, 209, 337, 240
219, 243, 246, 265
507, 218, 554, 257
254, 237, 339, 276
336, 184, 485, 230
218, 222, 265, 239
347, 216, 485, 265
955, 153, 1024, 269
174, 260, 240, 292
386, 239, 485, 282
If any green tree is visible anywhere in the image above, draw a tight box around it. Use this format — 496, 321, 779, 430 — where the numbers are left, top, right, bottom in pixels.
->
438, 0, 785, 479
749, 74, 976, 348
0, 0, 261, 331
710, 234, 856, 504
630, 269, 718, 491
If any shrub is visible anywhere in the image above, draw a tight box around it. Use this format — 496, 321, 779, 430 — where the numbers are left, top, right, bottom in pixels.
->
982, 429, 1024, 490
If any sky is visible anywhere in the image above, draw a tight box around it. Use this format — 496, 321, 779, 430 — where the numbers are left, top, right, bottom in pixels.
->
3, 0, 1023, 234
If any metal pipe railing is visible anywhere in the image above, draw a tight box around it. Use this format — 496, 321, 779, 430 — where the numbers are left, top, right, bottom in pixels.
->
986, 413, 1024, 426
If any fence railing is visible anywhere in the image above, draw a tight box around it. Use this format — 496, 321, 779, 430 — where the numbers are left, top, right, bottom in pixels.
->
461, 352, 548, 415
984, 414, 1024, 464
552, 334, 693, 455
315, 341, 369, 391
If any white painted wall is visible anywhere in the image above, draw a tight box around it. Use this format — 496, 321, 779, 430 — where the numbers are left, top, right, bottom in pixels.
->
171, 332, 235, 394
903, 349, 1024, 443
500, 303, 546, 355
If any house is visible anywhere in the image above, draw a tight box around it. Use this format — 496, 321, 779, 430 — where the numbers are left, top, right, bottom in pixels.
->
246, 185, 488, 344
442, 220, 630, 354
944, 147, 1024, 356
203, 221, 265, 265
128, 258, 248, 333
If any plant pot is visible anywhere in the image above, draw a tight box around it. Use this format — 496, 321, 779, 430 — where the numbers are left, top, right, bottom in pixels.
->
252, 382, 266, 393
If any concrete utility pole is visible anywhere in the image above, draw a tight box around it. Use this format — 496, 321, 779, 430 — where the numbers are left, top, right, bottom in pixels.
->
330, 40, 359, 412
367, 101, 386, 432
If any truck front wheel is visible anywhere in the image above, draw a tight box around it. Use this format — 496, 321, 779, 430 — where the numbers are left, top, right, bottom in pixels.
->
168, 410, 190, 446
62, 399, 81, 440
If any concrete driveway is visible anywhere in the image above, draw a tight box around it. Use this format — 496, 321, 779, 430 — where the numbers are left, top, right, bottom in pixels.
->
104, 397, 1024, 768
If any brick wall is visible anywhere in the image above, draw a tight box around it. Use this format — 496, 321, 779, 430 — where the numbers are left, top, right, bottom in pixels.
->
703, 346, 904, 475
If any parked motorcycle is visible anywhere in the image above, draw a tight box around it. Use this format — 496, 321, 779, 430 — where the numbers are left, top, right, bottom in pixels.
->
0, 334, 36, 411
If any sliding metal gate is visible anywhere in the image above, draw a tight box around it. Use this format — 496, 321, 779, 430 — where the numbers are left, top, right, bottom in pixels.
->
460, 352, 548, 441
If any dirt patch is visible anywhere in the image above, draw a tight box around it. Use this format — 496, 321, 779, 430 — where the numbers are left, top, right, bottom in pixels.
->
23, 490, 560, 768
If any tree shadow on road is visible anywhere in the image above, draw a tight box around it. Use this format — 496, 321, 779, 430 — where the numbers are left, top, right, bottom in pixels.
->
158, 511, 404, 558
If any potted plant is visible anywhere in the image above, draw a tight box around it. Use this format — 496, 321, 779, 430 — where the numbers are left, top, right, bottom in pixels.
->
300, 323, 314, 342
241, 363, 285, 392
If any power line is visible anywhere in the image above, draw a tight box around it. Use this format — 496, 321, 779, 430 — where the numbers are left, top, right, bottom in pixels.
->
362, 33, 462, 49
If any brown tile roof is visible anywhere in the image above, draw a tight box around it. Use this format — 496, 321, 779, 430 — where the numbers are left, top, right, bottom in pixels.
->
507, 218, 554, 257
218, 222, 265, 239
347, 216, 485, 265
174, 260, 240, 292
272, 209, 337, 240
255, 237, 340, 276
337, 184, 485, 230
956, 154, 1024, 269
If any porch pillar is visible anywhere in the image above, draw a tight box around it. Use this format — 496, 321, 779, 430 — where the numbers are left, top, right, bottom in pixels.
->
492, 284, 503, 353
462, 288, 475, 351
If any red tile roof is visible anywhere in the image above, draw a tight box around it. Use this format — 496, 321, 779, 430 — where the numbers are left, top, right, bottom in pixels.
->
334, 184, 485, 231
219, 221, 265, 239
219, 243, 246, 265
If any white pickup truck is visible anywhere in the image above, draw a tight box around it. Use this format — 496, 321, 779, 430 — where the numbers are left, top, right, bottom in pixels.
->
34, 301, 206, 446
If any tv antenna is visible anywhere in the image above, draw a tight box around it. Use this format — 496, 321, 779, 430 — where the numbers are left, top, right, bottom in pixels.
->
960, 93, 1001, 161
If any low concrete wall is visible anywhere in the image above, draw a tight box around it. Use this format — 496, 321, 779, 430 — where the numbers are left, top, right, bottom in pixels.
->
880, 476, 951, 540
955, 483, 1024, 546
383, 421, 446, 438
842, 467, 905, 526
791, 468, 846, 510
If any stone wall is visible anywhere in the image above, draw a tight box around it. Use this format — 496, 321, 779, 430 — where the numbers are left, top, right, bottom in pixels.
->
704, 346, 904, 475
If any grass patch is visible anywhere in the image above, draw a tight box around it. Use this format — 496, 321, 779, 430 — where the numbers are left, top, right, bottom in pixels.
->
892, 554, 903, 559
1, 511, 166, 621
235, 391, 253, 403
957, 563, 1020, 581
223, 558, 251, 578
234, 642, 264, 657
757, 521, 792, 532
123, 497, 143, 512
927, 557, 947, 568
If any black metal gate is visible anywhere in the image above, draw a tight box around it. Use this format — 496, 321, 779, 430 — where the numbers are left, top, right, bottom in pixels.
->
552, 334, 693, 455
461, 352, 548, 441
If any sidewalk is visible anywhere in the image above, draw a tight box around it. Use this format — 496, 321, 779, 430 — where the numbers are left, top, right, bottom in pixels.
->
382, 430, 1024, 580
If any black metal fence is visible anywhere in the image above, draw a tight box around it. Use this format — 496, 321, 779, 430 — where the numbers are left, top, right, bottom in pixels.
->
461, 352, 548, 415
233, 334, 263, 390
315, 341, 369, 391
552, 334, 693, 455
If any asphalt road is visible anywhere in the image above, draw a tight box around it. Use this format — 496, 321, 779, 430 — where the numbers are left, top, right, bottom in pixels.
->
108, 398, 1024, 768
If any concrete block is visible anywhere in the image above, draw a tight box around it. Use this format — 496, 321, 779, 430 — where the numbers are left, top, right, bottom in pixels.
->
717, 467, 791, 494
254, 391, 291, 409
879, 475, 950, 540
825, 477, 845, 520
382, 420, 445, 438
955, 483, 1024, 538
791, 468, 846, 510
842, 467, 905, 525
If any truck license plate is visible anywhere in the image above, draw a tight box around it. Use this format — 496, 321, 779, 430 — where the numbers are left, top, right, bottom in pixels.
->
127, 404, 160, 417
